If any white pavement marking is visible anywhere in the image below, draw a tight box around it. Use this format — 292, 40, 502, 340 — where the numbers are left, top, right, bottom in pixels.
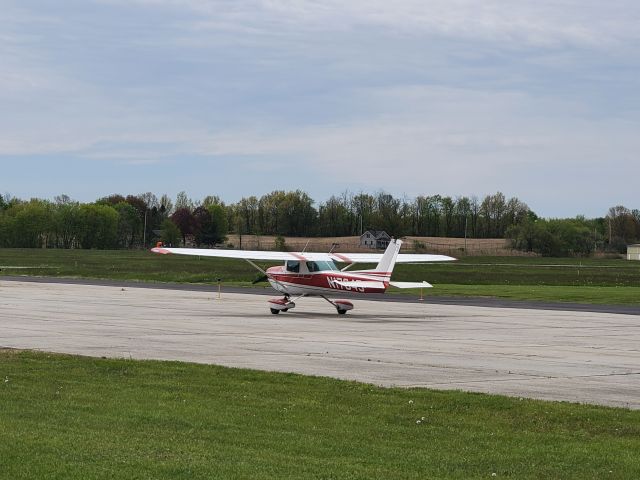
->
1, 280, 639, 409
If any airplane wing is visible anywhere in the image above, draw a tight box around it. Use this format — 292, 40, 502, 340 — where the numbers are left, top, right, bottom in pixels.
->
151, 246, 455, 263
388, 281, 433, 289
151, 246, 318, 261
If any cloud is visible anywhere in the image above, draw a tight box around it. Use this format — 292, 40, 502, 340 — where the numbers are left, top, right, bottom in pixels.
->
2, 0, 639, 216
104, 0, 640, 50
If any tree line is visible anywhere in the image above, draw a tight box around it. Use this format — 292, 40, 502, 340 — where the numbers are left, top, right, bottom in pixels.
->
0, 190, 638, 256
507, 206, 640, 256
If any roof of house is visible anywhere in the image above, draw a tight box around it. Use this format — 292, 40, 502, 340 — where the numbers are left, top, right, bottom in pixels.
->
360, 230, 390, 239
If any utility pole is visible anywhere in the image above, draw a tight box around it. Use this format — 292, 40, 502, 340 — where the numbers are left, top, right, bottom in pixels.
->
464, 216, 468, 252
143, 208, 148, 248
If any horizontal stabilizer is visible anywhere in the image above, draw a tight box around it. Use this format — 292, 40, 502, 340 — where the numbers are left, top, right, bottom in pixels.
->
333, 280, 387, 290
388, 281, 433, 289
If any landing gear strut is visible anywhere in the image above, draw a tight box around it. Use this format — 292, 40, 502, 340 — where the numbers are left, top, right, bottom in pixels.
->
320, 296, 354, 315
268, 295, 354, 315
268, 296, 296, 314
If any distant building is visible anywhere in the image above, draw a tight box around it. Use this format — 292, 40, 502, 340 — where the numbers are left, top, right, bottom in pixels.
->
627, 244, 640, 261
359, 230, 391, 249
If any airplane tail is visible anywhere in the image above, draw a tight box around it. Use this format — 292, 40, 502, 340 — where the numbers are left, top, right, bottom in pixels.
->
374, 238, 402, 277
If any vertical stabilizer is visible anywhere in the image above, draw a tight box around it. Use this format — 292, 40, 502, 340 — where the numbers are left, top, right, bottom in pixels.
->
375, 238, 402, 275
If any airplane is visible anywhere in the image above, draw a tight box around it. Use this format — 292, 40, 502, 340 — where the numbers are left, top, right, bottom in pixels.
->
151, 238, 455, 314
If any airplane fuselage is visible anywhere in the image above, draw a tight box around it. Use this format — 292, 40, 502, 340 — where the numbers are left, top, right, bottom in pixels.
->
266, 265, 389, 296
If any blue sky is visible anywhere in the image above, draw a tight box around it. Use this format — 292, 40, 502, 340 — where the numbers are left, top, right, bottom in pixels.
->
2, 0, 639, 217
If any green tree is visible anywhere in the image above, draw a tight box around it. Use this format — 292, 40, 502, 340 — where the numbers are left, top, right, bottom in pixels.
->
441, 196, 455, 236
53, 202, 83, 248
160, 218, 181, 246
606, 205, 640, 251
159, 194, 174, 215
0, 213, 13, 247
209, 204, 228, 243
114, 202, 141, 248
193, 206, 215, 246
318, 196, 350, 236
175, 191, 193, 211
508, 217, 596, 257
170, 208, 195, 246
352, 192, 376, 235
96, 194, 126, 206
11, 200, 54, 248
78, 204, 118, 249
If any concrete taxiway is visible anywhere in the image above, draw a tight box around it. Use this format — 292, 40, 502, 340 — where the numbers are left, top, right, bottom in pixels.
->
1, 279, 639, 409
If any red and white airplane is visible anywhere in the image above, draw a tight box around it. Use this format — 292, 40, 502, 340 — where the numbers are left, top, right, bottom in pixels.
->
151, 239, 455, 314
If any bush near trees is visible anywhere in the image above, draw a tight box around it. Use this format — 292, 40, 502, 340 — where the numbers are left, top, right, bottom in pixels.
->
508, 208, 640, 257
508, 217, 599, 257
0, 189, 638, 256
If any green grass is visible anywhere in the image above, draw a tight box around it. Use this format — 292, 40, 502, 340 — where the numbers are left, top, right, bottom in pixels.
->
394, 256, 640, 287
1, 350, 639, 479
0, 248, 255, 284
410, 284, 640, 305
1, 248, 639, 305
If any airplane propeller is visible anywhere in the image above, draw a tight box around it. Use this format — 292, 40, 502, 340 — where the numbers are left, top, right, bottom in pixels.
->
252, 273, 269, 284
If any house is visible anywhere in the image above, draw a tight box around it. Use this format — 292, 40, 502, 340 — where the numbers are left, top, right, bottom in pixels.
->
359, 230, 391, 249
627, 244, 640, 261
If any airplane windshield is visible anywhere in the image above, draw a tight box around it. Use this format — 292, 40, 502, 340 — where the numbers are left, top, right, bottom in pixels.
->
285, 261, 300, 273
306, 261, 339, 272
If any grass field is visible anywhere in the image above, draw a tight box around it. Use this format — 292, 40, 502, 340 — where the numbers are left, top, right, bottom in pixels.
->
1, 248, 639, 304
1, 349, 639, 479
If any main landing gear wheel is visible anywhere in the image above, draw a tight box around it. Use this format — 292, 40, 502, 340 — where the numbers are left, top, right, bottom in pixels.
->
268, 297, 296, 314
320, 296, 354, 315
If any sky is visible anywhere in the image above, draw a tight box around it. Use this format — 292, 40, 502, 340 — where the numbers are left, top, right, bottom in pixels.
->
2, 0, 639, 217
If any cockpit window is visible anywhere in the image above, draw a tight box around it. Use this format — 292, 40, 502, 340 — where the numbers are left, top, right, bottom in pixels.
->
286, 261, 300, 273
305, 261, 338, 272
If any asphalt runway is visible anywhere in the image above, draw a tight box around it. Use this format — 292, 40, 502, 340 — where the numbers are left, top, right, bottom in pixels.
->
1, 279, 639, 409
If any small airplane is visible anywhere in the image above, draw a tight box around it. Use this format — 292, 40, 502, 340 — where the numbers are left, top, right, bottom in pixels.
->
151, 239, 455, 314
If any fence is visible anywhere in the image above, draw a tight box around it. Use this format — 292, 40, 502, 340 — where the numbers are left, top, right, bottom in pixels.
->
223, 235, 537, 257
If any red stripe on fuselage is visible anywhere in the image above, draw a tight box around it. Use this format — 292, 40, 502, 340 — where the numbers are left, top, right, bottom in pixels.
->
267, 268, 388, 294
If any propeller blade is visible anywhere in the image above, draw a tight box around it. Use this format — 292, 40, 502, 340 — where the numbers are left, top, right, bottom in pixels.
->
252, 274, 269, 284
